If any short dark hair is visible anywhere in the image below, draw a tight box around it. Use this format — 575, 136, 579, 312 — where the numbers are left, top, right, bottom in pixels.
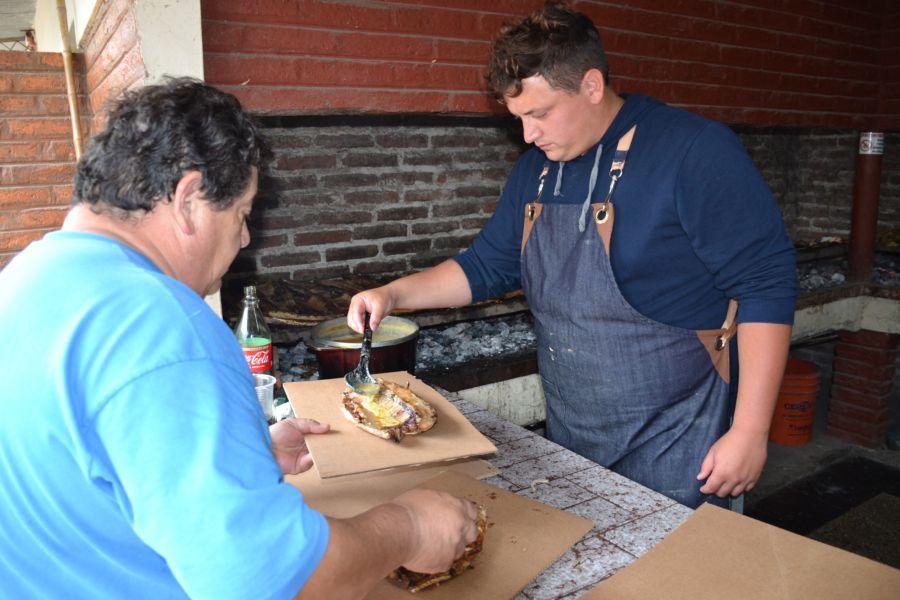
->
486, 2, 609, 100
74, 77, 266, 212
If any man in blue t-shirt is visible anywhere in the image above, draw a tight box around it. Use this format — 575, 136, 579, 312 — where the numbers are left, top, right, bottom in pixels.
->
348, 4, 796, 509
0, 78, 477, 599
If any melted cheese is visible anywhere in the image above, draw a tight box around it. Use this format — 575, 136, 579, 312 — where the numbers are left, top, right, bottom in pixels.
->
359, 389, 405, 427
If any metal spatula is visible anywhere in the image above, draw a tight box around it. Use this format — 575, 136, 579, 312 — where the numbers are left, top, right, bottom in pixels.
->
344, 312, 379, 394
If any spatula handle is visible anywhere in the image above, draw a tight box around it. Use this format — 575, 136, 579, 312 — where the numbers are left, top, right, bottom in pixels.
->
360, 311, 373, 365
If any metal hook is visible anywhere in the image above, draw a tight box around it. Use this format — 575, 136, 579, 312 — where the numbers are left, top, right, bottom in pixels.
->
535, 163, 550, 202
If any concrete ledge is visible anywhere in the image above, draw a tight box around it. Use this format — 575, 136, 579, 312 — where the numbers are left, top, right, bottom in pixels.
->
794, 295, 900, 340
456, 373, 546, 427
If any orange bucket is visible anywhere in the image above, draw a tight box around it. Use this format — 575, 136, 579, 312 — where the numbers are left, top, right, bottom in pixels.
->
769, 359, 821, 446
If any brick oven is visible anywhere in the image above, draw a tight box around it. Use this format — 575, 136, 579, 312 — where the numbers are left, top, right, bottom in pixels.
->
1, 0, 899, 446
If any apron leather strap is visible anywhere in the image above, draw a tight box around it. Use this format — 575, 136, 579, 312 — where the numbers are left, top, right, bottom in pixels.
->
715, 299, 739, 351
596, 124, 637, 225
696, 299, 738, 384
522, 164, 550, 253
610, 125, 637, 180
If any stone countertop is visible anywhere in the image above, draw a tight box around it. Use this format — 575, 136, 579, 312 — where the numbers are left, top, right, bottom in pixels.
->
443, 390, 693, 599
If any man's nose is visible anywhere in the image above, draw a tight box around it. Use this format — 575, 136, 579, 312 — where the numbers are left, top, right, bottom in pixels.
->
522, 118, 539, 144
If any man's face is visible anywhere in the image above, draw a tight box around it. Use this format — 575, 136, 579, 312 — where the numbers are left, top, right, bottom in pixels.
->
191, 167, 257, 297
504, 74, 597, 162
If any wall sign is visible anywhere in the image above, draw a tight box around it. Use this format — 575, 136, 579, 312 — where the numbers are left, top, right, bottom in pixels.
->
858, 132, 884, 155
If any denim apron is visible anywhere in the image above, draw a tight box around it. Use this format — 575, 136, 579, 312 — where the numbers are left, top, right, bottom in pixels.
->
520, 126, 737, 508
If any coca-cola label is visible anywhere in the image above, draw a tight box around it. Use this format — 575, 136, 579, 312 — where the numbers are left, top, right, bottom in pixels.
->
242, 342, 273, 373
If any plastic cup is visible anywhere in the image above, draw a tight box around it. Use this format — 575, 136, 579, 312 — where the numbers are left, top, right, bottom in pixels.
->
253, 373, 277, 422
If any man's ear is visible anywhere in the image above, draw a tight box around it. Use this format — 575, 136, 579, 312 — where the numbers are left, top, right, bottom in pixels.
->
582, 69, 606, 104
170, 171, 204, 235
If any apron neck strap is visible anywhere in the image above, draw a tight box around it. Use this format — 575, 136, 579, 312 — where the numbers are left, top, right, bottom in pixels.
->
581, 124, 638, 232
578, 143, 605, 232
609, 124, 637, 180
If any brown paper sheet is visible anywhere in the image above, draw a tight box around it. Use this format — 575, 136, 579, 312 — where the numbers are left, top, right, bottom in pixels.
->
287, 459, 499, 519
585, 503, 900, 600
284, 372, 497, 478
296, 470, 593, 600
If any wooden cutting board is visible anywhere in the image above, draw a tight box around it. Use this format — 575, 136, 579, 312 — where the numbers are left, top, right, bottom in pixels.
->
284, 372, 498, 478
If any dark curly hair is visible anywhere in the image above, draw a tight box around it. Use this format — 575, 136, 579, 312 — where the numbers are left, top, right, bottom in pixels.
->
487, 2, 609, 100
73, 77, 266, 213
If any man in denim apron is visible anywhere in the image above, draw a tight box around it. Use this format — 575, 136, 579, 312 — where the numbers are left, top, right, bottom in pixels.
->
348, 3, 796, 509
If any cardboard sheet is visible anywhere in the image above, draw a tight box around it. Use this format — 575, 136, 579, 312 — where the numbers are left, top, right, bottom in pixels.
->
585, 503, 900, 600
284, 372, 497, 478
287, 459, 499, 518
295, 470, 593, 600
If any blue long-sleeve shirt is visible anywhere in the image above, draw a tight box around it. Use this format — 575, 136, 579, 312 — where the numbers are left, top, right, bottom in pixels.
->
455, 94, 796, 330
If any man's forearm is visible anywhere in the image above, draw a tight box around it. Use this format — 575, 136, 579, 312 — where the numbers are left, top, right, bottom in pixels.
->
296, 503, 415, 599
386, 259, 473, 310
731, 322, 792, 434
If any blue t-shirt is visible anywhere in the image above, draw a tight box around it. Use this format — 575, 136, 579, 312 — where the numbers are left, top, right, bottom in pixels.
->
0, 231, 328, 598
456, 94, 797, 329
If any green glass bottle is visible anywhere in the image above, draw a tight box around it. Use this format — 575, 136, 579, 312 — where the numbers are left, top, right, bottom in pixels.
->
233, 285, 273, 375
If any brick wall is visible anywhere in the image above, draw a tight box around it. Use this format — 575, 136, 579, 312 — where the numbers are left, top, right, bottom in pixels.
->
201, 0, 508, 115
0, 0, 146, 271
229, 115, 524, 284
3, 1, 898, 278
80, 0, 146, 136
792, 335, 900, 441
593, 0, 890, 129
226, 123, 897, 287
880, 7, 900, 130
203, 0, 899, 288
882, 132, 900, 238
741, 130, 899, 243
828, 330, 898, 447
202, 0, 895, 129
0, 52, 82, 270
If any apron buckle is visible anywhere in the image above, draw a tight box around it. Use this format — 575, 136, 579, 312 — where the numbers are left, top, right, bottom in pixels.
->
595, 202, 610, 224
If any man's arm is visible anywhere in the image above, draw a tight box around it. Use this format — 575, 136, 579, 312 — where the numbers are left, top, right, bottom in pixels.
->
697, 322, 792, 497
297, 489, 477, 599
348, 259, 473, 332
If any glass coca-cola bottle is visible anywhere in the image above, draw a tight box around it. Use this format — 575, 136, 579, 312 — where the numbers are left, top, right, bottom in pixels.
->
234, 285, 273, 375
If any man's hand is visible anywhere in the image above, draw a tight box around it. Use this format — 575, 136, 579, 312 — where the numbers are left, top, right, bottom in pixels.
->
390, 489, 479, 574
296, 488, 479, 598
347, 286, 396, 333
697, 322, 790, 498
346, 259, 475, 334
269, 418, 330, 475
696, 427, 768, 498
